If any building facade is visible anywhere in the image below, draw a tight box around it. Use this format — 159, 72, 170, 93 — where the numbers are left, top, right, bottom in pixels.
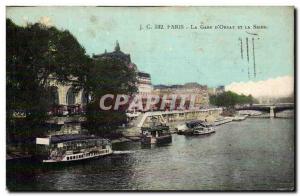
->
136, 71, 153, 96
153, 83, 210, 110
47, 41, 153, 115
47, 77, 87, 116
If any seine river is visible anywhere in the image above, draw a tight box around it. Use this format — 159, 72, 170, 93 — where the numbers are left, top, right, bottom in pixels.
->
7, 118, 294, 191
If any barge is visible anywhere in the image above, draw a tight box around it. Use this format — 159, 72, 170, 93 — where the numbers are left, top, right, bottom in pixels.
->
141, 124, 172, 145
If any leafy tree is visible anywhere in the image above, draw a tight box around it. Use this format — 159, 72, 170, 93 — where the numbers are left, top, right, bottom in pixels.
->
84, 58, 137, 136
7, 18, 138, 142
6, 19, 89, 141
209, 91, 256, 108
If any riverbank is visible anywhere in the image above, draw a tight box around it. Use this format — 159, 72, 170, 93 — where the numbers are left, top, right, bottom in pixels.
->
7, 112, 293, 161
5, 115, 236, 161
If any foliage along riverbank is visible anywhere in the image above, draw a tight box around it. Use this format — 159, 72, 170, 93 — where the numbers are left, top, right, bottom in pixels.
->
7, 18, 137, 145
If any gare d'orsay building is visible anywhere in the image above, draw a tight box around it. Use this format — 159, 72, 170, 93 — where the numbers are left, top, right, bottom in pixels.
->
47, 41, 153, 115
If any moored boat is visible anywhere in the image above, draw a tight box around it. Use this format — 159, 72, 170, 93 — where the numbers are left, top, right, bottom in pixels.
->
192, 124, 215, 135
36, 134, 112, 163
213, 117, 233, 126
176, 120, 203, 135
141, 124, 172, 145
232, 115, 248, 121
176, 120, 215, 135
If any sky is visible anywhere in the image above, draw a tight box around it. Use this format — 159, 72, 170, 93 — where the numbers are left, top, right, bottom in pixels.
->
226, 75, 294, 98
6, 7, 294, 95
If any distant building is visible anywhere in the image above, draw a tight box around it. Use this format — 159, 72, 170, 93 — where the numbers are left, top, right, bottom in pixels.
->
153, 82, 209, 110
93, 41, 153, 112
137, 71, 153, 96
208, 87, 216, 96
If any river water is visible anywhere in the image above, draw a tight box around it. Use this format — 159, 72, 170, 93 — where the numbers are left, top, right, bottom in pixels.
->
7, 118, 294, 191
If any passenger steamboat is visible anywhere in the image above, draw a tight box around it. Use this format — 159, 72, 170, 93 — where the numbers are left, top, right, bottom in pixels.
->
36, 134, 112, 163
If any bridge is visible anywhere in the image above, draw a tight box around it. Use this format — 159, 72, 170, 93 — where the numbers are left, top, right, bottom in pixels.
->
236, 103, 294, 118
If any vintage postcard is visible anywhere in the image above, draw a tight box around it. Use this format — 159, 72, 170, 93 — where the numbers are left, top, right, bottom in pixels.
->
6, 6, 295, 191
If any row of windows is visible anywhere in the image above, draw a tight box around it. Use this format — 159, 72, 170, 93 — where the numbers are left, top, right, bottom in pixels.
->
66, 150, 109, 160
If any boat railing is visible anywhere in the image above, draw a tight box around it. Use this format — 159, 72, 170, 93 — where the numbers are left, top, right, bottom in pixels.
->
50, 145, 109, 158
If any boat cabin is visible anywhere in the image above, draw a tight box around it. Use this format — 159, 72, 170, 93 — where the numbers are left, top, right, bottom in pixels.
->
141, 124, 172, 145
36, 134, 112, 162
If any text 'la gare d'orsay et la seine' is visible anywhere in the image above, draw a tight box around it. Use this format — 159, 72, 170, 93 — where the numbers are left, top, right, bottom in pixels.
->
139, 24, 268, 30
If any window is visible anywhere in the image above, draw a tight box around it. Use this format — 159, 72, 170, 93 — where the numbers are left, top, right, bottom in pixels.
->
66, 88, 76, 105
49, 86, 59, 105
81, 90, 88, 105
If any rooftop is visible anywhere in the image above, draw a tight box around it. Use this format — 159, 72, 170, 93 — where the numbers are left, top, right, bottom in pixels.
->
137, 72, 151, 78
92, 41, 131, 64
154, 82, 207, 89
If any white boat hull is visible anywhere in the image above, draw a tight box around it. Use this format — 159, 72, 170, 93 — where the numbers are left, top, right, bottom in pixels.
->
193, 130, 215, 135
232, 115, 248, 121
214, 117, 233, 126
43, 148, 113, 163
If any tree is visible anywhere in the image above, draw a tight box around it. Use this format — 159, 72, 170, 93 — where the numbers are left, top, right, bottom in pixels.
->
84, 58, 137, 136
209, 91, 257, 108
6, 18, 89, 141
